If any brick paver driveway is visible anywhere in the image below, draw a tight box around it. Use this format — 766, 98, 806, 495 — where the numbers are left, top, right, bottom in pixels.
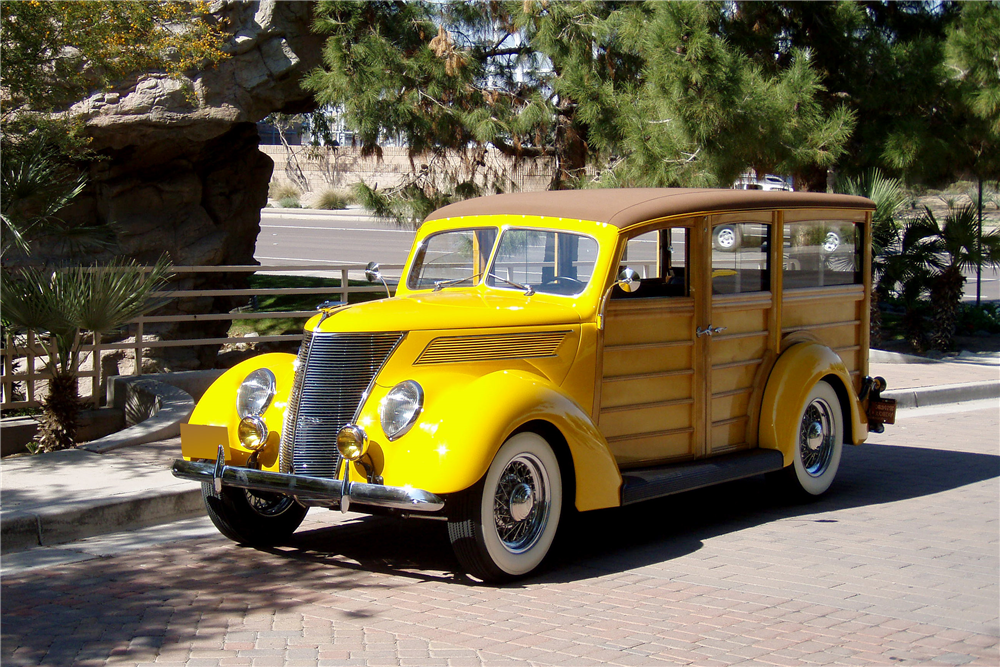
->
3, 404, 998, 666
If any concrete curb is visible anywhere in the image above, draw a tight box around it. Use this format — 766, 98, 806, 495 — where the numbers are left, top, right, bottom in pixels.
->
884, 381, 1000, 410
1, 486, 203, 554
79, 379, 194, 453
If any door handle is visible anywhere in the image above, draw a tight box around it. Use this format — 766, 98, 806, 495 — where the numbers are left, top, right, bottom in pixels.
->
696, 325, 728, 337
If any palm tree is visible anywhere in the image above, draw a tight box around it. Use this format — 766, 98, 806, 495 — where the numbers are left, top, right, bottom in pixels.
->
920, 205, 1000, 350
837, 169, 906, 346
2, 257, 172, 451
1, 142, 113, 260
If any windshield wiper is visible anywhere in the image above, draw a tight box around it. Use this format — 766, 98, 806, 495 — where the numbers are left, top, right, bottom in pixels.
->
433, 272, 482, 291
488, 273, 535, 296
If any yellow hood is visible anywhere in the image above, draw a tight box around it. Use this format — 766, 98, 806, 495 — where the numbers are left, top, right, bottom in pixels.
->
307, 290, 586, 333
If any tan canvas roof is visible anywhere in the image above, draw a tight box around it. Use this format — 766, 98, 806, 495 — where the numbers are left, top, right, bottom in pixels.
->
424, 188, 875, 229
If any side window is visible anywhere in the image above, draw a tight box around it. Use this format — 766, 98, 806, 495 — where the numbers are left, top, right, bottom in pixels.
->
783, 221, 861, 289
615, 227, 689, 298
712, 222, 771, 294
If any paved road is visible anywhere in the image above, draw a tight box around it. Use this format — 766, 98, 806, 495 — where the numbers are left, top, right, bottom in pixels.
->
255, 209, 1000, 300
3, 401, 997, 666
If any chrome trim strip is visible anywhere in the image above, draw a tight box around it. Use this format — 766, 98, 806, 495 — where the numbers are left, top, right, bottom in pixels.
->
173, 457, 445, 512
351, 332, 407, 424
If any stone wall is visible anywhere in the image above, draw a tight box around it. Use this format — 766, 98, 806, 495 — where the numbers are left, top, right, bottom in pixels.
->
262, 145, 562, 201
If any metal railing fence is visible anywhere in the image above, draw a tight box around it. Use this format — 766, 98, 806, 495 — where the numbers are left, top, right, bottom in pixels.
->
1, 264, 402, 411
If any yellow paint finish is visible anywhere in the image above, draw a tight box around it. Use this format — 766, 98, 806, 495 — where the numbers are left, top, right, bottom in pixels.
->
183, 353, 298, 470
354, 368, 622, 511
759, 341, 867, 467
309, 290, 585, 335
180, 423, 230, 461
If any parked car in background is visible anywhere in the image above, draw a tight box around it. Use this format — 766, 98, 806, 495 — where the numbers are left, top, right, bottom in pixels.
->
174, 188, 895, 582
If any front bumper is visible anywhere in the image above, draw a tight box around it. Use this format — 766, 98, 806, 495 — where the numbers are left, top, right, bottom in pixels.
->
172, 446, 445, 513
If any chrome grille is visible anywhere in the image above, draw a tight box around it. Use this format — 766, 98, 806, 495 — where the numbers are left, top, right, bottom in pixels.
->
280, 331, 403, 478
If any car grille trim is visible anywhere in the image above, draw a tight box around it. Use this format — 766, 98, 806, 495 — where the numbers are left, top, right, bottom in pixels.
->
280, 331, 404, 478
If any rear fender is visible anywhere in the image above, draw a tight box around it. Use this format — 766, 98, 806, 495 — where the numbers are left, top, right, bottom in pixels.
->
759, 342, 866, 467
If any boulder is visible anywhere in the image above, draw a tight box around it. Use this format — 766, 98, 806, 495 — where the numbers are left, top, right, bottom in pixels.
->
60, 0, 324, 370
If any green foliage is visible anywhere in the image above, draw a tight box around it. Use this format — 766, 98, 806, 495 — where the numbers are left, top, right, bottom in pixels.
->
2, 256, 172, 450
276, 197, 302, 209
957, 303, 1000, 335
1, 0, 228, 157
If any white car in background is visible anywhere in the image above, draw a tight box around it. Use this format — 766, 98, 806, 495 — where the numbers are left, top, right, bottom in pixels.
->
716, 174, 813, 250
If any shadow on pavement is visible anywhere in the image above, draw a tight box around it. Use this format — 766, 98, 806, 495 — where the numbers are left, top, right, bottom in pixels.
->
2, 442, 996, 665
280, 441, 999, 585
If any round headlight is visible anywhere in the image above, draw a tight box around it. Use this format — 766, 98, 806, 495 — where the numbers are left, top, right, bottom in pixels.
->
236, 369, 276, 418
379, 380, 423, 440
238, 415, 268, 450
337, 424, 369, 461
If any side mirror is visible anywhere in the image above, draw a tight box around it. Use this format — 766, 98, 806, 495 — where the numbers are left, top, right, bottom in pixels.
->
365, 261, 391, 299
616, 267, 642, 293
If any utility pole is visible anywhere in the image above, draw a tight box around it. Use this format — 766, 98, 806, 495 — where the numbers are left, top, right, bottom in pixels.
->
977, 177, 983, 306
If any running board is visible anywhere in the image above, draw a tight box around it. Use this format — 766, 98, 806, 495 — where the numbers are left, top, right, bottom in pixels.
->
620, 449, 785, 506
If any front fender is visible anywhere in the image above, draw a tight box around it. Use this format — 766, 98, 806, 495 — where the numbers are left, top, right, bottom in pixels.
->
185, 353, 297, 470
759, 342, 866, 467
362, 369, 622, 511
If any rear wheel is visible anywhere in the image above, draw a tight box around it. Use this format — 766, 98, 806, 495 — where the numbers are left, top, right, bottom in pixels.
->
448, 432, 563, 582
202, 482, 307, 546
785, 381, 843, 496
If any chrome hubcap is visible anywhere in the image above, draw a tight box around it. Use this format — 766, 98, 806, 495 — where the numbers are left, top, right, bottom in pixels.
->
508, 483, 535, 522
717, 229, 736, 248
493, 454, 550, 553
799, 398, 835, 477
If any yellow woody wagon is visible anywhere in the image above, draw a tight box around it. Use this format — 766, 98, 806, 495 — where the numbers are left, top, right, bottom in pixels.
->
173, 188, 895, 581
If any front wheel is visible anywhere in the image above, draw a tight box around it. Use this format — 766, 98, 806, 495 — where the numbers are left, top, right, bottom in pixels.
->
447, 432, 563, 582
202, 483, 307, 546
785, 381, 844, 496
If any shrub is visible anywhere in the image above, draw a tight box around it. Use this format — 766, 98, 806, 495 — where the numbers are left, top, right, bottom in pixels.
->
313, 188, 353, 210
957, 303, 1000, 335
277, 196, 301, 209
269, 182, 300, 201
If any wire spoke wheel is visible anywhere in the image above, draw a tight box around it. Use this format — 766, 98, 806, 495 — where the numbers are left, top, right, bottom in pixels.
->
492, 454, 550, 554
799, 398, 836, 477
784, 381, 844, 497
448, 432, 563, 581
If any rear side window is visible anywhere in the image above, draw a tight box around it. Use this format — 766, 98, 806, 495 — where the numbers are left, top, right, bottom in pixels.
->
712, 222, 771, 295
783, 221, 861, 289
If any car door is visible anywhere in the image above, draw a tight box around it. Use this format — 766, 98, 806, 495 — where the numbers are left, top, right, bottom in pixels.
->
699, 212, 777, 455
597, 222, 704, 468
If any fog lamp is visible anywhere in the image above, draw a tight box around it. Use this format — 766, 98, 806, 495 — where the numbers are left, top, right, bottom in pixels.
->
237, 415, 268, 450
337, 424, 369, 461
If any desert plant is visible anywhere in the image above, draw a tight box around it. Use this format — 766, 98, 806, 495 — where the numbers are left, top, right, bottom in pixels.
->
921, 205, 1000, 350
0, 141, 115, 259
837, 169, 907, 345
277, 196, 301, 209
1, 257, 173, 451
270, 182, 300, 201
313, 188, 352, 210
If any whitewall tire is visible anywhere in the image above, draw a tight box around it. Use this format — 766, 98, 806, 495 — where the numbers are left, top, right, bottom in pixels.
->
448, 432, 563, 581
789, 381, 844, 496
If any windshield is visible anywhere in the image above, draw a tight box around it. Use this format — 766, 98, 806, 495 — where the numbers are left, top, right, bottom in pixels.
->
407, 228, 498, 290
487, 229, 600, 296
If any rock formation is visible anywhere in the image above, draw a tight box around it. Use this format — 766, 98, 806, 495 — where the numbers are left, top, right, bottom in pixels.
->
63, 0, 323, 369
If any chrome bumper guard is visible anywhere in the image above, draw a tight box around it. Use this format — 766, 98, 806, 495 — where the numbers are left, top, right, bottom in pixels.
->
171, 446, 445, 513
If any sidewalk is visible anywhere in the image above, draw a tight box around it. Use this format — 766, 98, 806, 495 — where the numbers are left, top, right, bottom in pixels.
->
2, 354, 997, 556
